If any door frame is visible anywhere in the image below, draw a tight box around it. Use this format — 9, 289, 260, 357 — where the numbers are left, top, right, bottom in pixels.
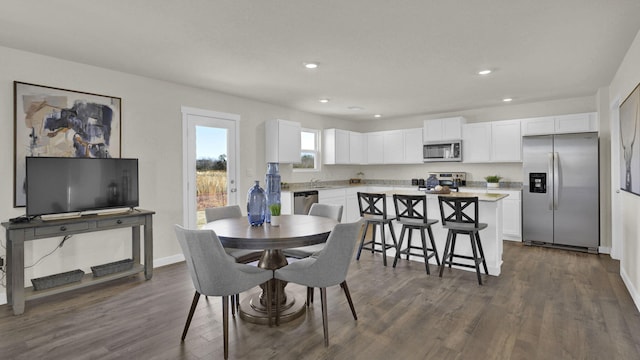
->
181, 106, 241, 227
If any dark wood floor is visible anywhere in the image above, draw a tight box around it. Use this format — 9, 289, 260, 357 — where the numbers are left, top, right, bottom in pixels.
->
1, 242, 639, 359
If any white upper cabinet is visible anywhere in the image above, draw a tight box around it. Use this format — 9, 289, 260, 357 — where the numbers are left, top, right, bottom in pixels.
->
462, 122, 492, 163
349, 131, 365, 164
423, 116, 466, 142
383, 130, 404, 164
366, 132, 385, 164
323, 128, 350, 164
554, 113, 598, 133
403, 128, 424, 163
265, 119, 301, 163
463, 120, 522, 163
521, 112, 598, 136
491, 120, 522, 162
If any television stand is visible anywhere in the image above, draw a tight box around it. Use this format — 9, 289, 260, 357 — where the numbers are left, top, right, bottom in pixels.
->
2, 209, 155, 315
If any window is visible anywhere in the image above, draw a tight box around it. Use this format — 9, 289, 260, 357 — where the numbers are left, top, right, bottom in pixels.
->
293, 129, 320, 171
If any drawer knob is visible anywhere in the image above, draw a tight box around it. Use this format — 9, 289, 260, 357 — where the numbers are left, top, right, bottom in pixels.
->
117, 220, 123, 224
60, 226, 67, 231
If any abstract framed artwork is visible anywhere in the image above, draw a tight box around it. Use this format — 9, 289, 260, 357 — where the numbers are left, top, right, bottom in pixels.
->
13, 81, 122, 207
620, 82, 640, 196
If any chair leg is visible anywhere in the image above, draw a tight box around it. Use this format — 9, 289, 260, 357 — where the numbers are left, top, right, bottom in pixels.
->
307, 286, 314, 305
340, 281, 357, 320
427, 226, 441, 266
389, 223, 398, 250
449, 233, 457, 268
222, 295, 229, 359
181, 291, 201, 341
231, 294, 236, 317
469, 232, 483, 285
320, 287, 329, 347
439, 231, 452, 277
356, 222, 369, 260
476, 232, 489, 275
381, 224, 388, 266
370, 223, 378, 254
392, 226, 407, 268
420, 229, 430, 275
405, 228, 413, 260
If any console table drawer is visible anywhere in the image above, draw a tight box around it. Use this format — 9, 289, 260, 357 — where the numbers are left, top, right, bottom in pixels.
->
35, 222, 90, 236
97, 216, 143, 228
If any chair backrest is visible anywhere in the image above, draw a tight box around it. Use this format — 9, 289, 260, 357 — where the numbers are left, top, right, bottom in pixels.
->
174, 225, 246, 296
308, 220, 365, 287
309, 203, 343, 222
393, 194, 428, 223
437, 196, 480, 228
205, 205, 243, 223
357, 192, 390, 219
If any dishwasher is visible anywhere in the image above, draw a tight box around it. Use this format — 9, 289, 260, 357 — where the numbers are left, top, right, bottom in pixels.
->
293, 190, 319, 215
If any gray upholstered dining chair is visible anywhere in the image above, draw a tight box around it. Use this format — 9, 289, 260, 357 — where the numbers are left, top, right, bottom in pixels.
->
174, 225, 273, 360
274, 220, 364, 346
205, 205, 263, 314
282, 203, 343, 259
205, 205, 263, 264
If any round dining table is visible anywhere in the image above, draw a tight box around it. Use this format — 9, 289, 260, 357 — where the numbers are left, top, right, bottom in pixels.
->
201, 214, 338, 324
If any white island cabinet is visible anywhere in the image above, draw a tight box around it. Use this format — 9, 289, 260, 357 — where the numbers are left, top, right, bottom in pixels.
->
378, 190, 505, 276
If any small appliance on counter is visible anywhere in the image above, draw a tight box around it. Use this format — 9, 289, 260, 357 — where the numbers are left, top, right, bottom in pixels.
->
417, 172, 466, 192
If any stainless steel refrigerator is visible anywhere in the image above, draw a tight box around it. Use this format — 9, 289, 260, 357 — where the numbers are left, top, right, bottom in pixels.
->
522, 133, 599, 252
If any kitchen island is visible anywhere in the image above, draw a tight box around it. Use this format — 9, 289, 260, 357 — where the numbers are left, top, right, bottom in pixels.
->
381, 190, 507, 276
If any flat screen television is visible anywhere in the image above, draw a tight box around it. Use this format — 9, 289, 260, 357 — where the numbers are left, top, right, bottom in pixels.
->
26, 157, 139, 218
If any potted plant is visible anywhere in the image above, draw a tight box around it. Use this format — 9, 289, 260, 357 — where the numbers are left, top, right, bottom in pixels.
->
269, 203, 281, 226
485, 175, 502, 188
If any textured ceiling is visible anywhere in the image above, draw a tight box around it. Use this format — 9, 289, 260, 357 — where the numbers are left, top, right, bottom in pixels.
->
1, 0, 639, 120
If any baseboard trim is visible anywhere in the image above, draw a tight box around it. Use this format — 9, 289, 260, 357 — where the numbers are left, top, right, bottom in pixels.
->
598, 246, 611, 254
153, 254, 185, 268
621, 266, 640, 312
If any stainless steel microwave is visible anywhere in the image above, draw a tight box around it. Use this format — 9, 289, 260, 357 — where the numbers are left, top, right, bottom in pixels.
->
423, 141, 462, 162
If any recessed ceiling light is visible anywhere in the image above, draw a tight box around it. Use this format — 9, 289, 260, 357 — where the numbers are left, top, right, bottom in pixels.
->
348, 106, 364, 111
503, 98, 513, 102
478, 69, 492, 75
304, 62, 319, 69
374, 114, 382, 118
319, 98, 330, 103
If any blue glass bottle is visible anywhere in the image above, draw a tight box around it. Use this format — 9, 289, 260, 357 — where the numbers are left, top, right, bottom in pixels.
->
247, 180, 266, 226
265, 163, 281, 223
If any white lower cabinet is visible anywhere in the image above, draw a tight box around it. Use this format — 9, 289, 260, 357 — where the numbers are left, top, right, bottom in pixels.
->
459, 187, 522, 241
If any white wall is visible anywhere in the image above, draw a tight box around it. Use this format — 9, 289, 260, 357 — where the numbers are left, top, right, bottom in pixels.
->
0, 46, 354, 302
609, 28, 640, 310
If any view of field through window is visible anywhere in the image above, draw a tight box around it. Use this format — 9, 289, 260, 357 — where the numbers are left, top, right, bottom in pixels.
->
196, 126, 228, 227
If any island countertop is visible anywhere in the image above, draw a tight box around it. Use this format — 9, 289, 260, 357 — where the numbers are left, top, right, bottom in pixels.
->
382, 190, 509, 202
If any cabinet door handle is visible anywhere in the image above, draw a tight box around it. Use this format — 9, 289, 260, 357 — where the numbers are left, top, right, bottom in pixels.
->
117, 220, 123, 224
60, 226, 67, 231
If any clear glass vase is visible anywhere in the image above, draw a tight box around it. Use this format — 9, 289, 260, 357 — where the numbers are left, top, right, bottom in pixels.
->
265, 163, 281, 222
247, 180, 266, 226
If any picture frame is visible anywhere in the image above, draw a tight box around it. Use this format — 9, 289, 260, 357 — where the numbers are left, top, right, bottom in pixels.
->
13, 81, 122, 207
619, 82, 640, 196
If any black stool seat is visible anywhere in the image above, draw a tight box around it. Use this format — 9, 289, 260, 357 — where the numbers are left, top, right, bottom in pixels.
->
437, 196, 489, 285
392, 194, 440, 274
356, 192, 398, 266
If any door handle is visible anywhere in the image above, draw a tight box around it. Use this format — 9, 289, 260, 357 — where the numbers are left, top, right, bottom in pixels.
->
553, 152, 559, 210
548, 152, 553, 210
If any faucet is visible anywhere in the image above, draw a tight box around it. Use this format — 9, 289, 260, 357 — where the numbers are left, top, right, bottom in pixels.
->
310, 178, 320, 188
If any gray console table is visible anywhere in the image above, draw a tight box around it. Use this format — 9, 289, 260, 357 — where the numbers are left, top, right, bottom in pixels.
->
2, 209, 154, 315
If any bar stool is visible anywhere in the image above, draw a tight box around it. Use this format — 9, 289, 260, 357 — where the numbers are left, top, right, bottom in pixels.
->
356, 192, 398, 266
392, 194, 441, 274
437, 196, 489, 285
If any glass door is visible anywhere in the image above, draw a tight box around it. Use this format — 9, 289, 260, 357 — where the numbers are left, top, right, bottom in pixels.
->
182, 107, 239, 228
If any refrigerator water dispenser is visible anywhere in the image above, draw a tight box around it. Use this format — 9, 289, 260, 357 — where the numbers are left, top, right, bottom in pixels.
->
529, 173, 546, 193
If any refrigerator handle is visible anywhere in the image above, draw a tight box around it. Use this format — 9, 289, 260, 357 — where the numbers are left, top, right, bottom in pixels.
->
553, 152, 559, 210
548, 152, 554, 210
